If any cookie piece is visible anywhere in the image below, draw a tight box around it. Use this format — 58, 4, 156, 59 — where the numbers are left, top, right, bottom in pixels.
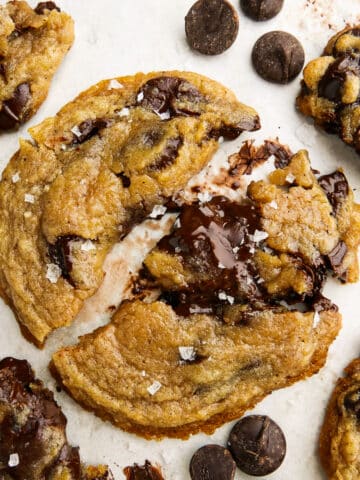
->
0, 357, 113, 480
189, 445, 236, 480
52, 300, 341, 439
0, 1, 74, 130
185, 0, 239, 55
0, 71, 260, 346
319, 358, 360, 480
252, 31, 305, 83
297, 26, 360, 154
240, 0, 284, 21
228, 415, 286, 475
50, 147, 360, 439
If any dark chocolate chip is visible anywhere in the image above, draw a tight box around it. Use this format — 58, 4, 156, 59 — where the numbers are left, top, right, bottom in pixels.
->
189, 445, 236, 480
209, 125, 244, 141
123, 460, 164, 480
137, 76, 203, 117
35, 2, 61, 14
312, 294, 338, 313
0, 61, 6, 81
148, 136, 183, 172
228, 415, 286, 476
326, 241, 347, 277
318, 55, 360, 103
48, 235, 80, 282
117, 172, 131, 188
252, 31, 305, 83
185, 0, 239, 55
0, 82, 31, 130
318, 170, 349, 215
344, 388, 360, 420
264, 139, 293, 168
72, 118, 111, 144
240, 0, 284, 21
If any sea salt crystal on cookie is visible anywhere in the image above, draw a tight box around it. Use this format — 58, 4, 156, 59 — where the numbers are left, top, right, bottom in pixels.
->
218, 291, 234, 304
24, 193, 35, 204
147, 380, 162, 395
286, 173, 296, 184
137, 91, 144, 102
71, 125, 82, 138
312, 311, 321, 328
268, 200, 278, 209
46, 264, 62, 284
8, 453, 19, 468
149, 205, 167, 218
197, 191, 213, 203
81, 240, 96, 252
117, 107, 130, 117
12, 172, 20, 183
157, 110, 171, 120
108, 79, 123, 89
250, 230, 269, 242
179, 346, 197, 362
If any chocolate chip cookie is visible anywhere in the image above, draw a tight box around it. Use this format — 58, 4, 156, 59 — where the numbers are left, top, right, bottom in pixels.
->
0, 71, 260, 346
297, 26, 360, 154
51, 148, 360, 439
319, 358, 360, 480
0, 1, 74, 130
0, 357, 113, 479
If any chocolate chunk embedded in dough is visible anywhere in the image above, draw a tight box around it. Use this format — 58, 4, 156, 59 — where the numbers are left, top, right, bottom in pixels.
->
252, 31, 305, 83
185, 0, 239, 55
228, 415, 286, 475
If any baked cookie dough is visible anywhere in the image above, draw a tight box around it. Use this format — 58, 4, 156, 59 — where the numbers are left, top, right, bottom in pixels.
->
0, 71, 260, 346
319, 358, 360, 480
297, 26, 360, 154
0, 1, 74, 130
52, 149, 360, 439
0, 357, 113, 479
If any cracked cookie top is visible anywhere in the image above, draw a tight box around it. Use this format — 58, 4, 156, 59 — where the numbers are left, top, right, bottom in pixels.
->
0, 70, 260, 345
296, 26, 360, 154
0, 1, 74, 130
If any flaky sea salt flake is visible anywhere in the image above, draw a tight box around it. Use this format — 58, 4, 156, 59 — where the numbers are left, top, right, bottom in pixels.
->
81, 240, 96, 252
24, 193, 35, 204
157, 110, 171, 120
8, 453, 19, 467
312, 311, 321, 328
137, 91, 144, 102
117, 107, 130, 117
71, 125, 82, 138
12, 172, 20, 183
149, 204, 167, 218
46, 263, 62, 284
250, 229, 269, 243
268, 200, 278, 209
197, 191, 213, 203
286, 173, 296, 184
179, 346, 197, 362
108, 79, 123, 89
147, 380, 162, 395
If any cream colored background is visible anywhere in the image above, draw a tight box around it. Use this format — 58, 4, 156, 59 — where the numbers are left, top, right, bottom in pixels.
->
0, 0, 360, 478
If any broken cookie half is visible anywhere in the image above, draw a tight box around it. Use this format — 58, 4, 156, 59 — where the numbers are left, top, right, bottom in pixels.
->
0, 357, 113, 479
0, 71, 260, 346
0, 1, 74, 130
52, 148, 360, 439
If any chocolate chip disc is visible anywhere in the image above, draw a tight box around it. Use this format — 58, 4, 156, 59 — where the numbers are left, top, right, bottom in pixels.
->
228, 415, 286, 476
185, 0, 239, 55
240, 0, 284, 21
252, 31, 305, 83
190, 445, 236, 480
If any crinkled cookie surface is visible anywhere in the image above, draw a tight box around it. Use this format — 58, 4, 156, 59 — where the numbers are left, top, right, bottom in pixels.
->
0, 0, 74, 129
0, 70, 260, 346
297, 26, 360, 154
